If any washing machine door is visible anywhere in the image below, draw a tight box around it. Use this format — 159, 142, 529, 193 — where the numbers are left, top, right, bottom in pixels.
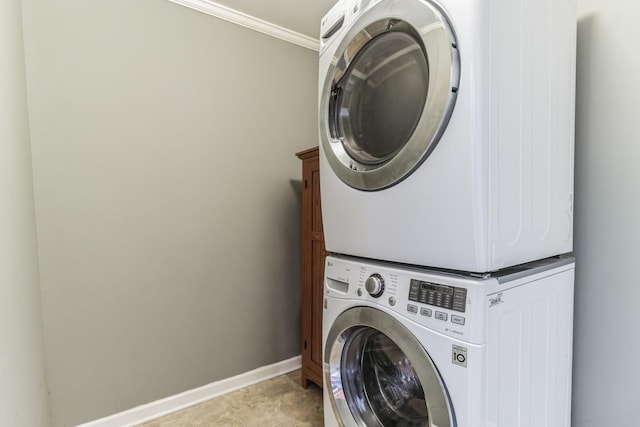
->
325, 306, 454, 427
319, 0, 459, 191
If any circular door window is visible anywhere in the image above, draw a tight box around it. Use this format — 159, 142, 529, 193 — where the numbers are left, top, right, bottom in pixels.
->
319, 0, 459, 191
325, 307, 454, 427
332, 31, 429, 166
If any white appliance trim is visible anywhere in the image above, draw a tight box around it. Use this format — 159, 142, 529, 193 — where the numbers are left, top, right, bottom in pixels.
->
77, 355, 302, 427
167, 0, 320, 51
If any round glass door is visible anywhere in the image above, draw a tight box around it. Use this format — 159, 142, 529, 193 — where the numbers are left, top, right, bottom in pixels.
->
342, 328, 428, 425
331, 31, 429, 166
325, 307, 454, 427
319, 0, 459, 191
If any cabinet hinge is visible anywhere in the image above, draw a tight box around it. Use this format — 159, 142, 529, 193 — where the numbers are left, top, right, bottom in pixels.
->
304, 180, 308, 189
304, 341, 307, 350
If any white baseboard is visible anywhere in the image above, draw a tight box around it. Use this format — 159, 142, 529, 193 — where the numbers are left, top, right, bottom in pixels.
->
77, 355, 302, 427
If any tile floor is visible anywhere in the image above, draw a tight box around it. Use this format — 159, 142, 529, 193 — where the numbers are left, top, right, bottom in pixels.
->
138, 370, 323, 426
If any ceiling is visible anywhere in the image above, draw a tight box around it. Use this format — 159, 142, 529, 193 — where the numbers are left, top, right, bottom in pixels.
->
210, 0, 337, 39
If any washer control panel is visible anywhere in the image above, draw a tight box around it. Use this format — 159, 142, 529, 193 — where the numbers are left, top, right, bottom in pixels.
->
409, 280, 467, 312
324, 256, 488, 344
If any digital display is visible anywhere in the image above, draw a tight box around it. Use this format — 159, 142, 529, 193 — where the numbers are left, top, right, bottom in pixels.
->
421, 282, 454, 295
409, 279, 467, 312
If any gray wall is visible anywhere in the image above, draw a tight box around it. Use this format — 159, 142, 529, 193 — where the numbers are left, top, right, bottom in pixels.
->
0, 0, 50, 425
21, 0, 318, 425
573, 0, 639, 424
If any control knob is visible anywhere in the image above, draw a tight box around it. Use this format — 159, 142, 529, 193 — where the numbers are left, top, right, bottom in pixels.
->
365, 273, 385, 298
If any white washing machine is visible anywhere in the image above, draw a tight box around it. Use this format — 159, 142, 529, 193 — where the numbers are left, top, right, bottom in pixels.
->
322, 255, 575, 427
318, 0, 577, 272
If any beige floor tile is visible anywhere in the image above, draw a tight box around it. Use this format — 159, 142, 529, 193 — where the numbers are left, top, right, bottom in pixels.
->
136, 370, 323, 427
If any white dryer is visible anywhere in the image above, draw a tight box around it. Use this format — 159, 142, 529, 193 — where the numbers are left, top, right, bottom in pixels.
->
318, 0, 577, 272
322, 255, 575, 427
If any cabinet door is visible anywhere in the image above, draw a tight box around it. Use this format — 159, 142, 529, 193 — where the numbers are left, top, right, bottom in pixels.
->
309, 159, 325, 375
299, 149, 326, 389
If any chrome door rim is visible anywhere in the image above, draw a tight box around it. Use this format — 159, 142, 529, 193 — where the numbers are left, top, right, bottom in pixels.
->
319, 0, 459, 191
324, 306, 454, 427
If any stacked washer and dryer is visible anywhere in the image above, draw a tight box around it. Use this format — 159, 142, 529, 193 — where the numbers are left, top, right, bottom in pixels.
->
317, 0, 577, 426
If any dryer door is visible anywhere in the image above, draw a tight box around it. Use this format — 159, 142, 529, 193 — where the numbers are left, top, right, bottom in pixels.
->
319, 0, 459, 191
325, 307, 454, 427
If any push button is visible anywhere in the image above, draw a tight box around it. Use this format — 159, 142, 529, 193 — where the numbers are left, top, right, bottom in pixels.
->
451, 315, 465, 325
407, 304, 418, 314
435, 311, 448, 321
420, 307, 432, 317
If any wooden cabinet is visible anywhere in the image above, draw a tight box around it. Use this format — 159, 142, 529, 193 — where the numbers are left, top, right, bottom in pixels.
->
296, 147, 327, 389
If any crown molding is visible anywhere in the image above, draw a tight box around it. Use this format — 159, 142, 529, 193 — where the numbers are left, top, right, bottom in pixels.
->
168, 0, 320, 51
